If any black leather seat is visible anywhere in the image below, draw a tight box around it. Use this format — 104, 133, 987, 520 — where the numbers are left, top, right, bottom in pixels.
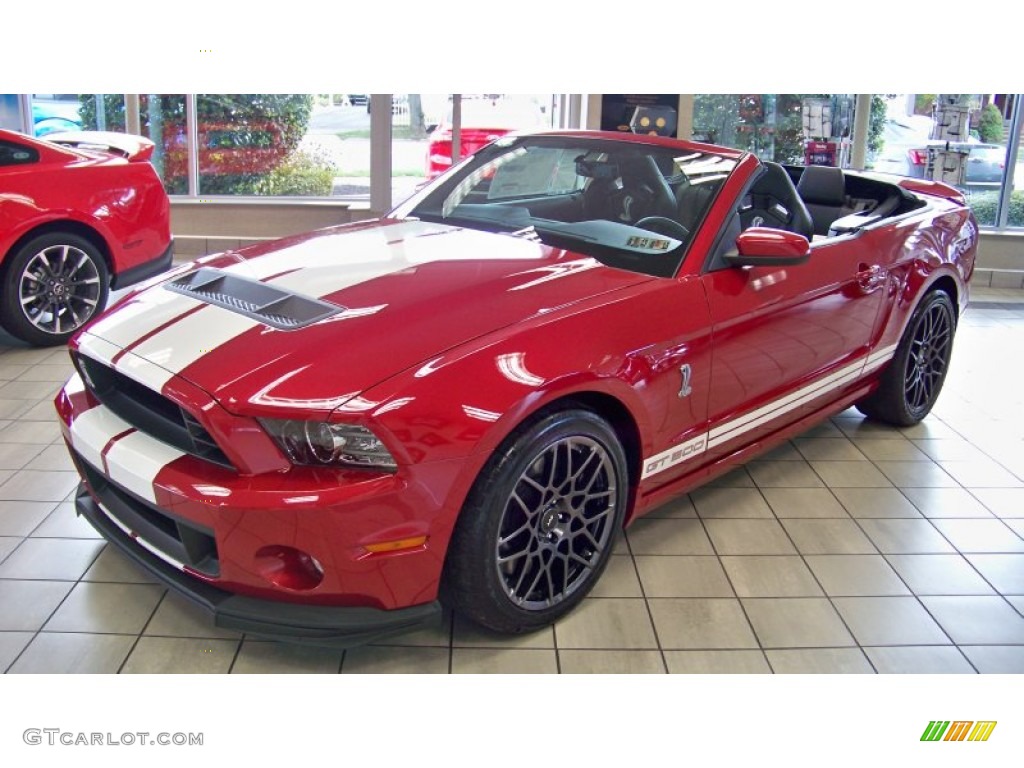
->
676, 180, 717, 232
618, 155, 677, 222
739, 162, 814, 240
797, 165, 847, 236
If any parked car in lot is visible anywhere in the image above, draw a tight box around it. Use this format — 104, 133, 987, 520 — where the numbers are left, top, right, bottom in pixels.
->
425, 96, 548, 179
0, 129, 172, 345
906, 142, 1005, 189
57, 131, 976, 644
873, 117, 1007, 189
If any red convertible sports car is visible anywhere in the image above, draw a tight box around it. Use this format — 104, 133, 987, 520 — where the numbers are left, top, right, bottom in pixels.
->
0, 128, 172, 346
56, 131, 976, 644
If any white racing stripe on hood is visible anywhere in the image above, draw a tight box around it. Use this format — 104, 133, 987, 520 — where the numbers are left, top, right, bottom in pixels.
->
107, 220, 447, 391
218, 219, 451, 281
87, 289, 205, 351
121, 308, 264, 392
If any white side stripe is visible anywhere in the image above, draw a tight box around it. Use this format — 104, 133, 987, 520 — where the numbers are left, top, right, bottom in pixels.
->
707, 358, 868, 449
865, 343, 899, 369
642, 344, 901, 481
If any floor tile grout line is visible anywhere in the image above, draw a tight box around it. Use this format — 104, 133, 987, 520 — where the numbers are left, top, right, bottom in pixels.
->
690, 502, 774, 673
875, 549, 984, 673
116, 587, 169, 674
226, 633, 245, 674
621, 532, 670, 674
2, 534, 107, 674
920, 407, 1024, 483
753, 476, 876, 673
805, 455, 977, 669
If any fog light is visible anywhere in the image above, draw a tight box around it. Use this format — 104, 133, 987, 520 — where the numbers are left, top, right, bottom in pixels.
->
254, 545, 324, 591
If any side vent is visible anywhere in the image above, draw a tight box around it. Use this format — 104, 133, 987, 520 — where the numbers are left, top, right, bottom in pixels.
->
166, 267, 342, 330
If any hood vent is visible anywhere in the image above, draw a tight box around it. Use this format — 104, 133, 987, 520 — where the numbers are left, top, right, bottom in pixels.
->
165, 267, 342, 330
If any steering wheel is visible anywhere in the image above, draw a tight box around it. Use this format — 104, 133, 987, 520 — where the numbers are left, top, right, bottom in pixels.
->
635, 216, 689, 241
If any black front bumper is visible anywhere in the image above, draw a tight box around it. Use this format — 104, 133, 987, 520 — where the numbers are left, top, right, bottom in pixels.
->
75, 483, 442, 647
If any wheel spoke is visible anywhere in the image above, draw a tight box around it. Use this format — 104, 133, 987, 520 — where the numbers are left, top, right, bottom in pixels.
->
17, 243, 103, 338
498, 518, 532, 547
495, 433, 619, 611
510, 553, 538, 599
497, 548, 530, 566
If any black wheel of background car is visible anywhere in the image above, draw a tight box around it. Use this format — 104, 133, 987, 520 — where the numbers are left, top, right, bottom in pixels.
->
634, 216, 690, 242
442, 409, 628, 633
855, 290, 956, 426
0, 232, 109, 346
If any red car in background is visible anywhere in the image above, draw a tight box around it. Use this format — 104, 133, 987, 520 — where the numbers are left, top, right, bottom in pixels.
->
57, 131, 975, 644
0, 129, 172, 345
426, 96, 548, 179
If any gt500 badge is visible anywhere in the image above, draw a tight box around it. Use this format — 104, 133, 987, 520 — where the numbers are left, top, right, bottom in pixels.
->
641, 434, 708, 479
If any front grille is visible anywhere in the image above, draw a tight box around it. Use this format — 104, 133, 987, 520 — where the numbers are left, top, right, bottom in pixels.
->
74, 353, 234, 469
165, 267, 342, 330
75, 453, 220, 577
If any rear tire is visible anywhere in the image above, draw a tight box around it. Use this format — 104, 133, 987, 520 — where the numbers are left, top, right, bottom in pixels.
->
0, 232, 109, 346
442, 409, 628, 634
855, 290, 956, 426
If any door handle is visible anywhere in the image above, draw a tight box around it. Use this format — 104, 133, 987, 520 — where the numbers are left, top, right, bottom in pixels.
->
856, 263, 884, 292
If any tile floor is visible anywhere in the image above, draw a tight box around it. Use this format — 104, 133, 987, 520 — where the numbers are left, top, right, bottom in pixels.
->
1, 286, 1023, 674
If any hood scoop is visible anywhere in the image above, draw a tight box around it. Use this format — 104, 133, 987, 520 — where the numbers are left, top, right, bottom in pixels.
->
166, 267, 343, 330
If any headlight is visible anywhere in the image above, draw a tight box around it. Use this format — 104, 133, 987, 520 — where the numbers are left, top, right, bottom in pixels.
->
260, 419, 397, 470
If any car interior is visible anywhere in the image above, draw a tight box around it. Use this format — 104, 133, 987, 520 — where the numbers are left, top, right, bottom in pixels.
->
418, 140, 931, 281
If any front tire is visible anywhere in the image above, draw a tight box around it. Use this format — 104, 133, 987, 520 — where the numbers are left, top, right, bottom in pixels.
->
443, 409, 628, 633
0, 232, 109, 346
856, 290, 956, 426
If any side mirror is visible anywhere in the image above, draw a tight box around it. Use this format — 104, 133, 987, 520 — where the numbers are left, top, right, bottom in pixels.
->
725, 228, 811, 267
425, 123, 438, 133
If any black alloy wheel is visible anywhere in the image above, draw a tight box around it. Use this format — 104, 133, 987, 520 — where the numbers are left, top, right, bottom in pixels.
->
856, 290, 956, 426
443, 409, 628, 633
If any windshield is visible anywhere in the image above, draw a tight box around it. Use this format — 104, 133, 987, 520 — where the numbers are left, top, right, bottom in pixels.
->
395, 135, 737, 278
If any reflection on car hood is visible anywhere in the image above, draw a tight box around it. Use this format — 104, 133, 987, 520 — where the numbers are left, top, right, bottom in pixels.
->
85, 219, 651, 415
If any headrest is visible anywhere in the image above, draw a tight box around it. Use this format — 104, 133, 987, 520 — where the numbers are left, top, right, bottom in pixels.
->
797, 165, 846, 206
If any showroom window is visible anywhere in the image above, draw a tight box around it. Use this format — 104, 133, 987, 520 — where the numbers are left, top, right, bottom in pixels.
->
25, 92, 1023, 232
30, 93, 91, 137
390, 94, 556, 207
693, 92, 1024, 231
1000, 107, 1024, 227
871, 94, 1020, 228
692, 94, 856, 165
391, 93, 448, 207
